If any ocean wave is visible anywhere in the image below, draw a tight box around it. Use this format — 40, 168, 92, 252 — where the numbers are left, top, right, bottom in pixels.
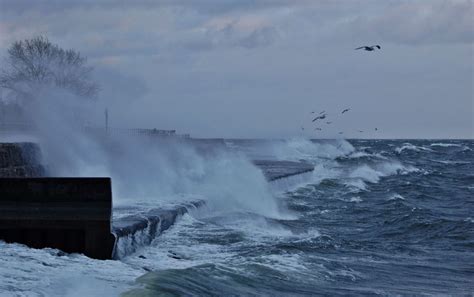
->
258, 254, 308, 273
394, 143, 434, 154
345, 151, 388, 160
0, 241, 142, 296
271, 138, 355, 162
349, 196, 363, 203
430, 143, 472, 151
349, 162, 420, 184
429, 159, 471, 165
388, 193, 405, 201
430, 143, 462, 148
343, 179, 368, 191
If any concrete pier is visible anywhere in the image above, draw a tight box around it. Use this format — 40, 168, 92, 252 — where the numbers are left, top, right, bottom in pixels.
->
110, 161, 314, 259
111, 201, 204, 259
0, 141, 315, 260
0, 143, 46, 177
253, 160, 314, 181
0, 178, 115, 260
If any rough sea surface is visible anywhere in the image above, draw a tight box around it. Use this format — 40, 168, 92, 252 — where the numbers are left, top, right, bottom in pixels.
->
1, 139, 473, 296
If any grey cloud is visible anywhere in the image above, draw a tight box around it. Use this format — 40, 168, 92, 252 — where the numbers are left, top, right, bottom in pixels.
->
341, 1, 474, 45
0, 0, 472, 138
238, 26, 278, 49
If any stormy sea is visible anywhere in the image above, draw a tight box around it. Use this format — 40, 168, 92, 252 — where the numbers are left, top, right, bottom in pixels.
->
1, 139, 473, 296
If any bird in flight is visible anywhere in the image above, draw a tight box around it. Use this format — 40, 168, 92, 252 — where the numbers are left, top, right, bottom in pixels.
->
314, 127, 322, 131
358, 130, 364, 133
341, 108, 350, 114
338, 132, 344, 134
312, 114, 327, 122
355, 45, 381, 51
326, 121, 332, 124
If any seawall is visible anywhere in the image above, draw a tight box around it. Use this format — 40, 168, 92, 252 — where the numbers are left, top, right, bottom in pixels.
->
0, 143, 46, 177
0, 142, 314, 260
111, 160, 315, 259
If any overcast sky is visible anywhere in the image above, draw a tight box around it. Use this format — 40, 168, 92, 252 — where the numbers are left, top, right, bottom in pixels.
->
0, 0, 473, 138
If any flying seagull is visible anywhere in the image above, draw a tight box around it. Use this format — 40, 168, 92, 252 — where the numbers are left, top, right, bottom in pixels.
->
326, 121, 332, 124
312, 114, 326, 122
341, 108, 350, 114
355, 45, 381, 51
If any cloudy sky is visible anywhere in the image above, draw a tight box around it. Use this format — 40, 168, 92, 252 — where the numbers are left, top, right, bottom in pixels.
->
0, 0, 473, 138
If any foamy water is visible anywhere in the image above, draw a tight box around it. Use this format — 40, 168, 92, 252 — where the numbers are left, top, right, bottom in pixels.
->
1, 139, 473, 296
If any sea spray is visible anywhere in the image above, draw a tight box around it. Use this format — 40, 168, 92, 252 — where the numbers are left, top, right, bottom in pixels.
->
14, 87, 287, 218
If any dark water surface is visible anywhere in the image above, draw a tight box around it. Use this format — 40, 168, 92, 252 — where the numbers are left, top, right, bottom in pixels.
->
124, 139, 474, 296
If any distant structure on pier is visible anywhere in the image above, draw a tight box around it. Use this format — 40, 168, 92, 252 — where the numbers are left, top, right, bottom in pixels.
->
0, 123, 190, 139
85, 126, 190, 138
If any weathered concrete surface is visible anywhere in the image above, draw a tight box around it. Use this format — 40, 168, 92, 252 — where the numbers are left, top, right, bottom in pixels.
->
111, 201, 204, 259
0, 178, 115, 260
253, 160, 314, 181
0, 143, 45, 177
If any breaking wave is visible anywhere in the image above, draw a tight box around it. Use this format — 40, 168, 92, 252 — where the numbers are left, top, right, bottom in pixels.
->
395, 143, 434, 154
430, 143, 463, 148
268, 138, 354, 162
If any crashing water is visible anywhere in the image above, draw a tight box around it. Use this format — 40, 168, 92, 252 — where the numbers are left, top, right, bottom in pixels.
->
0, 139, 473, 296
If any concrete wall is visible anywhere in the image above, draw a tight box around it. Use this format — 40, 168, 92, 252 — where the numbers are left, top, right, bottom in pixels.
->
0, 143, 46, 177
0, 178, 115, 259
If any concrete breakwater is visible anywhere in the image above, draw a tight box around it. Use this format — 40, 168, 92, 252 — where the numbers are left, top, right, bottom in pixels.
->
0, 142, 314, 260
0, 178, 115, 260
112, 201, 204, 259
0, 143, 46, 177
253, 160, 314, 181
112, 160, 315, 259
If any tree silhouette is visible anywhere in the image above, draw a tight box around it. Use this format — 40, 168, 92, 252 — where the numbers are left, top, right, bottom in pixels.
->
0, 36, 99, 100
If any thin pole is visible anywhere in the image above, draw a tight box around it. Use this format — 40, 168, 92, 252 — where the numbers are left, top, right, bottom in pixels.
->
105, 108, 108, 133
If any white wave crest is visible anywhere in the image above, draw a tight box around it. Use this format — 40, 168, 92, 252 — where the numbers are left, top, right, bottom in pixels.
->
346, 151, 388, 160
349, 162, 420, 184
395, 143, 434, 154
349, 196, 363, 203
430, 143, 472, 151
343, 179, 368, 191
271, 138, 354, 162
430, 143, 462, 148
388, 193, 405, 200
430, 159, 470, 165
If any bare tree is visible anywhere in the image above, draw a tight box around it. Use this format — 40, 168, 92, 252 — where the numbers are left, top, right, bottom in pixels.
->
0, 36, 99, 100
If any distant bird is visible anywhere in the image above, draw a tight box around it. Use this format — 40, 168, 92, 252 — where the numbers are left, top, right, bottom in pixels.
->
339, 132, 344, 134
341, 108, 350, 114
358, 130, 364, 133
301, 127, 305, 131
310, 111, 315, 114
315, 127, 322, 131
375, 128, 378, 131
326, 121, 332, 124
355, 45, 381, 51
312, 114, 326, 122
